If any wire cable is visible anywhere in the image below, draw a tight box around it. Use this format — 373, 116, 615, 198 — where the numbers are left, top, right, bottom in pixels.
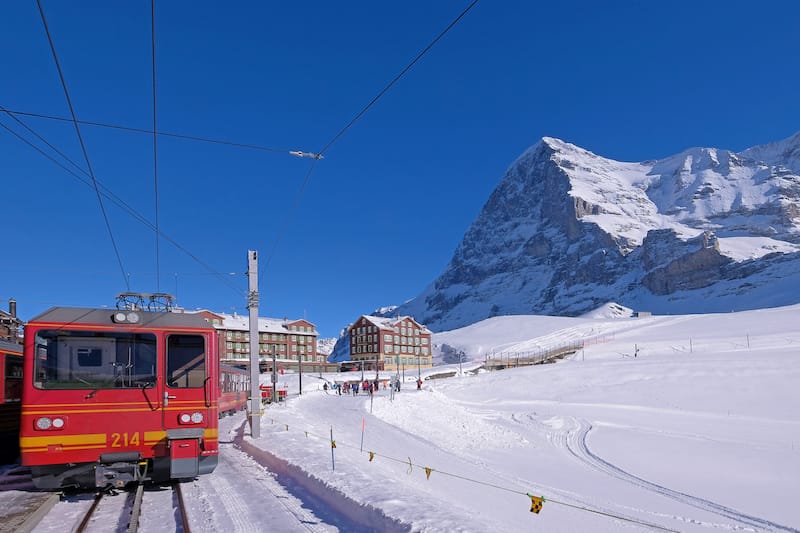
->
36, 0, 130, 291
2, 108, 295, 154
151, 0, 161, 293
316, 0, 480, 157
259, 157, 321, 277
0, 112, 245, 297
260, 0, 480, 274
262, 411, 680, 532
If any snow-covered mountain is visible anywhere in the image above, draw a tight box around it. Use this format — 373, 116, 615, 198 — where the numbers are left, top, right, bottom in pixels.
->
396, 133, 800, 332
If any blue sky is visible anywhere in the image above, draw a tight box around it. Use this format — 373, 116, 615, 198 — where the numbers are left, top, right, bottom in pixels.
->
2, 1, 799, 338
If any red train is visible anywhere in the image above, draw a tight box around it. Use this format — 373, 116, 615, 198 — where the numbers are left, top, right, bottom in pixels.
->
0, 339, 23, 464
20, 307, 249, 490
218, 363, 250, 416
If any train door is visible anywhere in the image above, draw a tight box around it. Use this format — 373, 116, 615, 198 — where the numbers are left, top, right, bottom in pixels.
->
161, 332, 212, 479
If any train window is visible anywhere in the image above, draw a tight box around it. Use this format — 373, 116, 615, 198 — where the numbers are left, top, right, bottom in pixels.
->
4, 356, 23, 402
33, 330, 157, 389
166, 334, 206, 388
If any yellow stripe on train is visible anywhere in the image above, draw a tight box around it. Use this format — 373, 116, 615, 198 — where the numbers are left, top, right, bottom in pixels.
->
20, 433, 107, 448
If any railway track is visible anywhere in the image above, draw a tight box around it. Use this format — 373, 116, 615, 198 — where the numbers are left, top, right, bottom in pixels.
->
19, 481, 192, 533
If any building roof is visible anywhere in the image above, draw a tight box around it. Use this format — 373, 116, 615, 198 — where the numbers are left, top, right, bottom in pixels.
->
355, 315, 431, 334
214, 312, 318, 336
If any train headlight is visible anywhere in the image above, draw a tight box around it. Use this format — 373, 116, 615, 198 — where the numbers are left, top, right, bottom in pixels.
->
111, 311, 141, 324
178, 412, 204, 424
34, 416, 66, 430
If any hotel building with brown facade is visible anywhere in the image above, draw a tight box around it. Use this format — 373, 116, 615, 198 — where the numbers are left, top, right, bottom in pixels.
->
347, 315, 432, 372
189, 310, 332, 372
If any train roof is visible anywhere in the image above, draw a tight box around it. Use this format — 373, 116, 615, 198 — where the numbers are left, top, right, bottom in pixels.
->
28, 307, 214, 329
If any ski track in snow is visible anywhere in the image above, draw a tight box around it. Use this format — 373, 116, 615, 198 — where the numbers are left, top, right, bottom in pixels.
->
551, 416, 798, 533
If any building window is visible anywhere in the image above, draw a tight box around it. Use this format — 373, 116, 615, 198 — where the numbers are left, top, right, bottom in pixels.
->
422, 347, 429, 355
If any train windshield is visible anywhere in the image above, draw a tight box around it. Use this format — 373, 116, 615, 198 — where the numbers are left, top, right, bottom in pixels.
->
33, 330, 157, 390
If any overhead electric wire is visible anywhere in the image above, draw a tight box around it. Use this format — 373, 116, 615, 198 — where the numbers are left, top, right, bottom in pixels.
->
36, 0, 130, 291
260, 0, 481, 276
0, 112, 246, 297
2, 108, 295, 154
260, 157, 321, 273
316, 0, 481, 158
151, 0, 161, 293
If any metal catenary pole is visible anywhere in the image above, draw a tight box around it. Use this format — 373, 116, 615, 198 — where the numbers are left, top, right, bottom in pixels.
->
271, 344, 277, 404
247, 250, 261, 439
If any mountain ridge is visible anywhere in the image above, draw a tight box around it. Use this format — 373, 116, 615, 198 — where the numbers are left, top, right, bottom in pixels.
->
392, 132, 800, 332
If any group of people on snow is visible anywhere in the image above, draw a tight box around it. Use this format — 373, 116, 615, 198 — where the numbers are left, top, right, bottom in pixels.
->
322, 376, 424, 395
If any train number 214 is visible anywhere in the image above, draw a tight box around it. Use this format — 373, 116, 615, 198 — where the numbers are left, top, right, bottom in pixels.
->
111, 432, 140, 447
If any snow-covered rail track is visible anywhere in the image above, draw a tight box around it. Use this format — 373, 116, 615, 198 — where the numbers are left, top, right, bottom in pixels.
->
0, 491, 59, 533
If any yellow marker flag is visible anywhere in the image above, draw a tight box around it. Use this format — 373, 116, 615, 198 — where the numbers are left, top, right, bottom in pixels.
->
331, 440, 337, 449
424, 467, 432, 480
369, 452, 375, 462
528, 494, 545, 514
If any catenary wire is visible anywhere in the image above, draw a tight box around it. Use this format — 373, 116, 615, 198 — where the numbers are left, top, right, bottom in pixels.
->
0, 114, 246, 298
151, 0, 161, 293
36, 0, 130, 291
260, 0, 481, 274
315, 0, 480, 158
2, 108, 295, 154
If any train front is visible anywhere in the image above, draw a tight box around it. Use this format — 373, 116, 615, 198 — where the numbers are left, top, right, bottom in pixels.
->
20, 307, 220, 490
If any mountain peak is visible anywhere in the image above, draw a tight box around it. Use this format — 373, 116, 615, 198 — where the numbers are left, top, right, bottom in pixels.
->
395, 133, 800, 331
739, 130, 800, 172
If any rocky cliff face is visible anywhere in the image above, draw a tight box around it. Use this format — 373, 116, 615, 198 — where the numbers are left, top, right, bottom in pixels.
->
395, 134, 800, 332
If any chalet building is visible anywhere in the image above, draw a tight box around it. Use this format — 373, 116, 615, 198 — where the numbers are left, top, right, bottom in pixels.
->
213, 312, 330, 372
348, 315, 432, 372
0, 299, 22, 343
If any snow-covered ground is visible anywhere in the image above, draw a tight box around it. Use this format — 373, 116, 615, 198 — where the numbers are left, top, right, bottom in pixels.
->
242, 304, 799, 532
2, 304, 798, 532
